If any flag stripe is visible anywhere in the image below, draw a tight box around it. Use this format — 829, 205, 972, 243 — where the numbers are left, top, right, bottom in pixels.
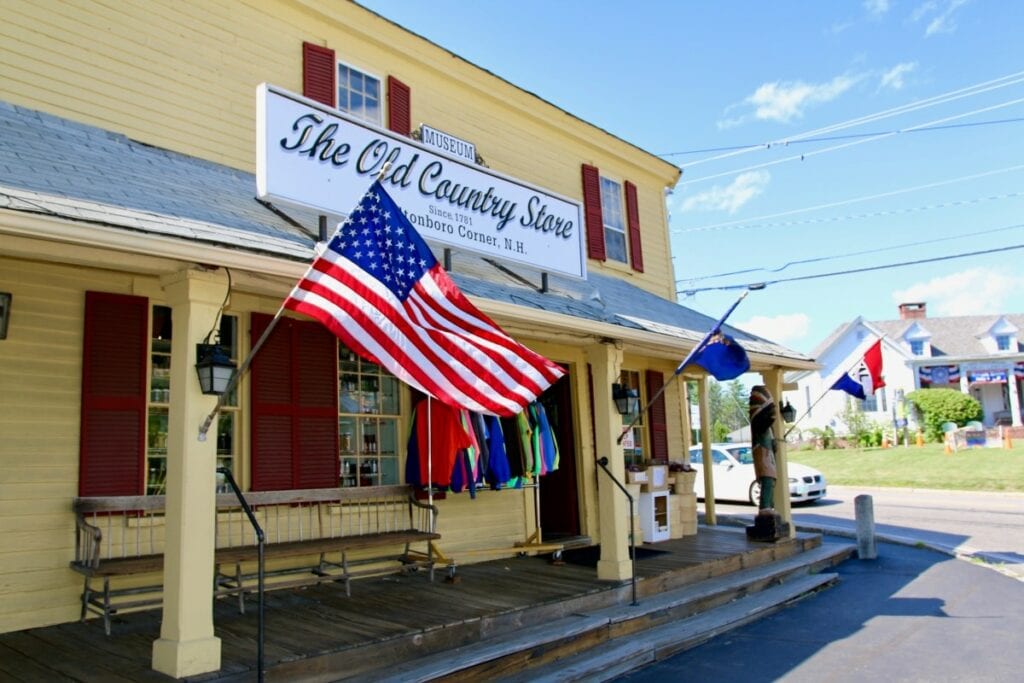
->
305, 254, 540, 409
286, 288, 517, 415
288, 270, 523, 415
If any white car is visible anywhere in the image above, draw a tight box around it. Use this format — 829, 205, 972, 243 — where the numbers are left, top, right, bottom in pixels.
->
687, 442, 827, 505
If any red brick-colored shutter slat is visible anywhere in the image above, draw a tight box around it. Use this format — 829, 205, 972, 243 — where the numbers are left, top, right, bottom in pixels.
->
625, 180, 644, 273
387, 75, 411, 136
645, 370, 668, 463
79, 292, 148, 496
294, 320, 339, 489
251, 314, 296, 491
581, 164, 606, 261
303, 41, 336, 107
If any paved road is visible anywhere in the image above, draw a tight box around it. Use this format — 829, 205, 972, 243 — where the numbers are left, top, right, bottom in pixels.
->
618, 539, 1024, 682
711, 485, 1024, 580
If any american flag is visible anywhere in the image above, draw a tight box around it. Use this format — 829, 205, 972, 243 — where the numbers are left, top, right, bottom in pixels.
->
284, 181, 565, 416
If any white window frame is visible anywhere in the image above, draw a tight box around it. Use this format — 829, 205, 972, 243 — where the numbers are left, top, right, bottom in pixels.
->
337, 60, 382, 126
995, 334, 1011, 351
910, 339, 924, 356
599, 175, 628, 264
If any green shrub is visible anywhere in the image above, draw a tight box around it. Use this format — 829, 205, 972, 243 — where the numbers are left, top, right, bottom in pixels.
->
905, 388, 982, 441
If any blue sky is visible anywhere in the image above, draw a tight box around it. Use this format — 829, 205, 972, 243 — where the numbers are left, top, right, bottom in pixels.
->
358, 0, 1024, 354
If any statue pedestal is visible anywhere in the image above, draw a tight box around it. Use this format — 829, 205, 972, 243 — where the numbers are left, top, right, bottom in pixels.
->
746, 512, 789, 543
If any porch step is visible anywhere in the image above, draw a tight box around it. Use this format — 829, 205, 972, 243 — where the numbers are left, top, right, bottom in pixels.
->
360, 541, 854, 682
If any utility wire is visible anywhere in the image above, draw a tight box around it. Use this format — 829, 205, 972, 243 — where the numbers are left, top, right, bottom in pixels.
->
659, 116, 1024, 157
677, 242, 1024, 294
677, 190, 1024, 235
679, 223, 1024, 283
677, 70, 1024, 170
677, 96, 1024, 186
675, 163, 1024, 233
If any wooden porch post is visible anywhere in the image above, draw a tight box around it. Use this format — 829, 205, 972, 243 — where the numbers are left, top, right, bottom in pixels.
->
764, 368, 794, 536
152, 270, 223, 677
586, 341, 631, 581
697, 377, 716, 525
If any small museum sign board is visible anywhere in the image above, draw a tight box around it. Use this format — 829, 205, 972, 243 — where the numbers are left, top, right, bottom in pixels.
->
257, 84, 586, 279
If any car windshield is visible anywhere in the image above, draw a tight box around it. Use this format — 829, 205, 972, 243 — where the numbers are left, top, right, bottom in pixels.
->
726, 446, 754, 465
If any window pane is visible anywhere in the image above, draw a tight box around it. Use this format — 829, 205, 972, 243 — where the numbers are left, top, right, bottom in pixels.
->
351, 93, 364, 117
606, 229, 627, 263
351, 71, 363, 92
366, 78, 379, 99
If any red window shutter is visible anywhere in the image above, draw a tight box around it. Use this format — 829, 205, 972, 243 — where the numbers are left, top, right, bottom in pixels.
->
581, 164, 606, 261
251, 314, 338, 491
294, 322, 339, 488
387, 75, 411, 136
645, 370, 668, 464
79, 291, 148, 496
625, 181, 644, 273
303, 41, 336, 107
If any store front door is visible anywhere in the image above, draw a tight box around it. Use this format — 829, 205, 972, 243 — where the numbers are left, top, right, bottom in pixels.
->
538, 367, 580, 539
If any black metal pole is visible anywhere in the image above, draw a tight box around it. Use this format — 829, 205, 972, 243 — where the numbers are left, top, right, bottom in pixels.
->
217, 467, 264, 682
597, 457, 638, 607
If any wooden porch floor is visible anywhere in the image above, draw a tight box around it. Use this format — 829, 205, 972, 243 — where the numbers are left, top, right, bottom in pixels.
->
0, 526, 821, 682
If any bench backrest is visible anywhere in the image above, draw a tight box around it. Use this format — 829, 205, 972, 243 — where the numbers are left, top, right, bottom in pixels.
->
73, 485, 436, 564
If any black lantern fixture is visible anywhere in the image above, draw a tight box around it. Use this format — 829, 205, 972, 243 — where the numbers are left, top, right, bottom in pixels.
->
612, 383, 640, 416
781, 400, 797, 423
195, 342, 236, 395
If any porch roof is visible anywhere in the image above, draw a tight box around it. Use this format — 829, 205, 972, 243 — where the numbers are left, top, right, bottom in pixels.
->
0, 100, 811, 369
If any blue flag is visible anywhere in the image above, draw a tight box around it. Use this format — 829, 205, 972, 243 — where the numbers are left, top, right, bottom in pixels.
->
690, 333, 750, 380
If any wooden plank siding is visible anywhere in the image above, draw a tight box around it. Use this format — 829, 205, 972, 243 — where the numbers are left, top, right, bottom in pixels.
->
0, 0, 679, 297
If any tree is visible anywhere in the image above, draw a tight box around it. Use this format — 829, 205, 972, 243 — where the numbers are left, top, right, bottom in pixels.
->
905, 388, 983, 442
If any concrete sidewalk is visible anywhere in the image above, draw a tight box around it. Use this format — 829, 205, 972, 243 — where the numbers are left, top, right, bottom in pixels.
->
618, 537, 1024, 682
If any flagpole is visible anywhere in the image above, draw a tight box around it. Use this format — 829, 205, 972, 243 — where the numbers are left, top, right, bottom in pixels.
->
783, 336, 884, 439
616, 284, 763, 445
198, 164, 394, 441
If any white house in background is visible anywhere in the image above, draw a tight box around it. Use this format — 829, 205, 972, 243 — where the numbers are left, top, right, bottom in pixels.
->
786, 302, 1024, 435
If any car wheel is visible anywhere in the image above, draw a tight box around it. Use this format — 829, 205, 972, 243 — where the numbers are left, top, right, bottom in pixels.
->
748, 480, 760, 507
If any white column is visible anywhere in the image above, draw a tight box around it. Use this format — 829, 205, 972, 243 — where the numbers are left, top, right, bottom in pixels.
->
586, 341, 631, 582
765, 369, 793, 536
152, 270, 224, 678
1007, 364, 1022, 426
698, 377, 715, 525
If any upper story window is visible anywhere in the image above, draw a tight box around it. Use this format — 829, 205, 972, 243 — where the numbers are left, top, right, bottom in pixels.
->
338, 62, 381, 125
910, 340, 924, 356
600, 177, 627, 263
996, 334, 1011, 351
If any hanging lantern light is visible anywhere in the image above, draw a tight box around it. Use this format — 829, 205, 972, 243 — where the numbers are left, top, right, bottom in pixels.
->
612, 383, 640, 416
195, 343, 236, 396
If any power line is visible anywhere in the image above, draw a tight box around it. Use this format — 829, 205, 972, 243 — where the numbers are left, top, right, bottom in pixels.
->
677, 96, 1024, 187
658, 116, 1024, 157
677, 242, 1024, 295
674, 163, 1024, 233
677, 70, 1024, 170
678, 223, 1024, 283
676, 190, 1024, 235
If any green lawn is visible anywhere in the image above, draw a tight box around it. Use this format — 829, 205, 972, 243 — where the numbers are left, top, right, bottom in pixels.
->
788, 443, 1024, 492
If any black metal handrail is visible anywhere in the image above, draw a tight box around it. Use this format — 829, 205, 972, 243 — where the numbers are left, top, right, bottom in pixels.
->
217, 467, 265, 682
596, 457, 639, 606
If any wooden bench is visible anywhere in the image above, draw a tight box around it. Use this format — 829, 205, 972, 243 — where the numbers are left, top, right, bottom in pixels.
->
71, 485, 439, 634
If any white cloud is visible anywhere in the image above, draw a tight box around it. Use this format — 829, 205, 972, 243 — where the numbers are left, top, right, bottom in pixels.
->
743, 75, 858, 124
864, 0, 891, 16
679, 171, 770, 214
879, 62, 917, 90
913, 0, 971, 37
735, 313, 811, 345
891, 267, 1024, 315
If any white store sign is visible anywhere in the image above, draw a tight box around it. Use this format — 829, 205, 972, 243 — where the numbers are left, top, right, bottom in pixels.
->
257, 84, 586, 279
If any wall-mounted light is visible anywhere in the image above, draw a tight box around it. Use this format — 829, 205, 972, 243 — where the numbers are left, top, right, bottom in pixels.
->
195, 343, 236, 395
781, 401, 797, 423
612, 383, 640, 416
0, 292, 10, 340
194, 269, 236, 395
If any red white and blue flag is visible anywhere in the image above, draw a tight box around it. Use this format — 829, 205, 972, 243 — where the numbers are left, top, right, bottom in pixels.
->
284, 180, 565, 416
832, 339, 886, 400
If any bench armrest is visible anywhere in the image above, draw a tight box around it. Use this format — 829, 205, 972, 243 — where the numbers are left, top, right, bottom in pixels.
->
74, 513, 103, 569
408, 494, 439, 533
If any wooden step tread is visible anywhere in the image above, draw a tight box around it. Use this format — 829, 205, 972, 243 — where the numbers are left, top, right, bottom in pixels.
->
509, 572, 840, 683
